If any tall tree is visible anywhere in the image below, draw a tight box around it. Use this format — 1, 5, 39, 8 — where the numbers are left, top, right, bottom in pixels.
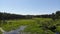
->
55, 11, 60, 19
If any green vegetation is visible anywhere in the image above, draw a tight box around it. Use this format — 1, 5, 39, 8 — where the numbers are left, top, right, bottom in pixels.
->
0, 18, 60, 34
0, 11, 60, 34
0, 31, 2, 34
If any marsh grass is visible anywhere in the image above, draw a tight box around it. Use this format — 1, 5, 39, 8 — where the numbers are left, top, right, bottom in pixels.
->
0, 18, 60, 34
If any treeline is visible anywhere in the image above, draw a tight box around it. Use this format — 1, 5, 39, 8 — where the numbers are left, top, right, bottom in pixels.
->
51, 11, 60, 20
0, 12, 34, 20
35, 11, 60, 20
0, 11, 60, 20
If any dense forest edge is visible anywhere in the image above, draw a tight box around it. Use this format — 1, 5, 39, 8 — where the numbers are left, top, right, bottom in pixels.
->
0, 11, 60, 20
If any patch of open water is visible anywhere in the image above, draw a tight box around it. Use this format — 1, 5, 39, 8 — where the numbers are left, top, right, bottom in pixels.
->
0, 26, 27, 34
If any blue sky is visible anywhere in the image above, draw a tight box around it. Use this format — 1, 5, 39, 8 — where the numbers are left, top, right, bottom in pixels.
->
0, 0, 60, 15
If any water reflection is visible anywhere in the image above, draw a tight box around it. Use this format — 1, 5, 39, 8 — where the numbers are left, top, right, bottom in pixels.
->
56, 32, 60, 34
2, 26, 27, 34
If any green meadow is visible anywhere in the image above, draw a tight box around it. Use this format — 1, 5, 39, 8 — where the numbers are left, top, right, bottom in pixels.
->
0, 18, 60, 34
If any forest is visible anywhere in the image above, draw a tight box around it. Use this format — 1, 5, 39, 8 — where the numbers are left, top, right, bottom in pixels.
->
0, 11, 60, 20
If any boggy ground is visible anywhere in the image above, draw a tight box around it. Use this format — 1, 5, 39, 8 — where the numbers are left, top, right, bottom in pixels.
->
0, 18, 60, 34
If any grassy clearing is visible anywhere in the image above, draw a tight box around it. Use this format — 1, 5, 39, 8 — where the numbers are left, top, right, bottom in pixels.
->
1, 19, 36, 31
0, 18, 60, 34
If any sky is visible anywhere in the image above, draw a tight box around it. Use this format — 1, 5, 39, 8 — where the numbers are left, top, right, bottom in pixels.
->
0, 0, 60, 15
